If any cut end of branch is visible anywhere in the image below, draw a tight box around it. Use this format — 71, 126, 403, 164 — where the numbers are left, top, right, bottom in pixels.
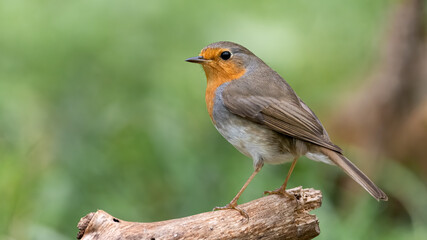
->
77, 212, 95, 239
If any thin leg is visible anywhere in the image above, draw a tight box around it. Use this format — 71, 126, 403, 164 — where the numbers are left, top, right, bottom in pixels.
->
264, 157, 299, 196
213, 164, 263, 218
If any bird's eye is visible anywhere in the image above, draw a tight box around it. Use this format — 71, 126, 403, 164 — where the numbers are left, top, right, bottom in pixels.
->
220, 51, 231, 60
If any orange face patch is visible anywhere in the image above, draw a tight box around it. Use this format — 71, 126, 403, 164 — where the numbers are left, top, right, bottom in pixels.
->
199, 48, 246, 121
200, 47, 223, 60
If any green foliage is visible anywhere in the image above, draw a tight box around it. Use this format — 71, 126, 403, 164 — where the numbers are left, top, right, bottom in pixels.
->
0, 0, 425, 239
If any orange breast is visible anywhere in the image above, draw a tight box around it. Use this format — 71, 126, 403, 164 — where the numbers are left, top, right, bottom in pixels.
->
199, 47, 246, 123
204, 67, 245, 122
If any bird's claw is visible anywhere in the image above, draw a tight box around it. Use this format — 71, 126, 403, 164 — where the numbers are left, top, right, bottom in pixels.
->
264, 187, 295, 199
213, 203, 249, 219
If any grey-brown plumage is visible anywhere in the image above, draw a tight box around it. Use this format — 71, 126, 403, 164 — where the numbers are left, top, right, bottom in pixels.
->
187, 41, 387, 216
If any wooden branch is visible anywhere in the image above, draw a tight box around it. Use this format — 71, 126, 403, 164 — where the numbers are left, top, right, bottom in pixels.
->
77, 187, 322, 240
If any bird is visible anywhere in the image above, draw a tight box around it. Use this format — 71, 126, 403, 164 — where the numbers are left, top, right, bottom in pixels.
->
186, 41, 388, 217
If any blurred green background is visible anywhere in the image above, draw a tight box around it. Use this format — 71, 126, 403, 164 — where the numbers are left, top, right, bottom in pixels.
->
1, 0, 426, 239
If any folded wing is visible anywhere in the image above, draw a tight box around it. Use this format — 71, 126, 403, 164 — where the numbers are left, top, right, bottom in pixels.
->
222, 77, 342, 153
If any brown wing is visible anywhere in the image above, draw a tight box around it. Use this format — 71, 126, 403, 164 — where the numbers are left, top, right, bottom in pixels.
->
222, 77, 342, 153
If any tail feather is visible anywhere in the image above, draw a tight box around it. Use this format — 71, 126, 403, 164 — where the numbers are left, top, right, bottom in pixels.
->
320, 147, 388, 201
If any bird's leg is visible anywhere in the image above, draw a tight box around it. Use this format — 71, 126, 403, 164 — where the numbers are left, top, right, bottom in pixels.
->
264, 157, 299, 198
213, 164, 263, 219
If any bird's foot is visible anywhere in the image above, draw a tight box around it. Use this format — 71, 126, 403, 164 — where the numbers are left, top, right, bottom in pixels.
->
213, 202, 249, 219
264, 187, 295, 199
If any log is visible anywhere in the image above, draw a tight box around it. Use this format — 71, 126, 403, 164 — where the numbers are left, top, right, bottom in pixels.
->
77, 187, 322, 240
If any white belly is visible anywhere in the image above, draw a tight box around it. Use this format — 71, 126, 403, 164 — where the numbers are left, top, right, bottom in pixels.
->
215, 118, 295, 167
212, 82, 298, 167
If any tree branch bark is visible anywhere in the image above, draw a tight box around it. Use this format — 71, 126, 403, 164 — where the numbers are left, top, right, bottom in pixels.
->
77, 187, 322, 240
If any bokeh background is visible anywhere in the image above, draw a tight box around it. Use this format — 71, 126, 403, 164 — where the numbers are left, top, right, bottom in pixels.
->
1, 0, 426, 239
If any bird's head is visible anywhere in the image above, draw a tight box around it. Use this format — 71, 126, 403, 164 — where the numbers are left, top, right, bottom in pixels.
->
186, 41, 255, 82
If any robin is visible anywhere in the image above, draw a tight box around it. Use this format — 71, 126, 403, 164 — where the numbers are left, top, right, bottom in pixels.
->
186, 41, 388, 217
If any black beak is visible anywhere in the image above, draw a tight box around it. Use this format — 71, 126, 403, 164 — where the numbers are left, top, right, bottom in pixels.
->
185, 56, 207, 63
